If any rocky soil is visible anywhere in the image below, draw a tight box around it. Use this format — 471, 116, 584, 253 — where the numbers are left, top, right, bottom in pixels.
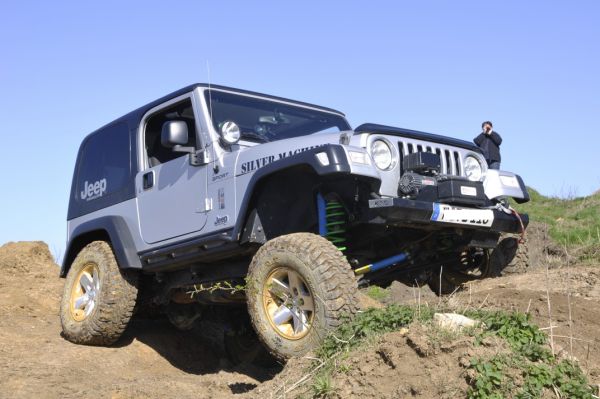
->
1, 237, 599, 398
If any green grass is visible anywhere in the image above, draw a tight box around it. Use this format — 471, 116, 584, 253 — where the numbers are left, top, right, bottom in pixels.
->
365, 285, 390, 302
512, 187, 600, 261
315, 304, 419, 360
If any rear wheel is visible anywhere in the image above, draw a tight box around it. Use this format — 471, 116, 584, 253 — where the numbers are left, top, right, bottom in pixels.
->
60, 241, 138, 345
246, 233, 358, 360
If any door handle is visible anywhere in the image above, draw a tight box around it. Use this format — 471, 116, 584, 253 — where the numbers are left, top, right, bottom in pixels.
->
143, 172, 154, 190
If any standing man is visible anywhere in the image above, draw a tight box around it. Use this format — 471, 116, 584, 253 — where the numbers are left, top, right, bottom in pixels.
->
474, 121, 502, 170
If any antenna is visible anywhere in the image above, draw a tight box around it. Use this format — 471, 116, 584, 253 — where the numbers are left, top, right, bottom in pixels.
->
207, 61, 213, 127
207, 61, 219, 172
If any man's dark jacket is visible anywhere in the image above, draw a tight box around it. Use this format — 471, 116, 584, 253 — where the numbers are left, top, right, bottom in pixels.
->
474, 131, 502, 163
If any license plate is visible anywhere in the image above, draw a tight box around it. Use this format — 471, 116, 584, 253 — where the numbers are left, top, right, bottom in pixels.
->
431, 203, 494, 227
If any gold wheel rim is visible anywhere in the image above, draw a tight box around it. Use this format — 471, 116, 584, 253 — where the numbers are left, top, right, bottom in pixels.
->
69, 263, 100, 322
262, 267, 315, 340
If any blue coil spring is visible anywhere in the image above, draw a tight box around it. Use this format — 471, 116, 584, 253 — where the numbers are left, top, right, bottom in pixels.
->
325, 200, 347, 252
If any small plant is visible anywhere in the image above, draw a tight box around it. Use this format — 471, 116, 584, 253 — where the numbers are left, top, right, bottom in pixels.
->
468, 356, 507, 399
316, 304, 416, 360
552, 360, 595, 399
468, 310, 549, 360
426, 322, 462, 348
365, 285, 390, 302
518, 363, 552, 398
188, 280, 246, 297
312, 371, 335, 398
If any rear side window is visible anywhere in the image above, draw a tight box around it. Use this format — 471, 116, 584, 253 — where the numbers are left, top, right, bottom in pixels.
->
76, 122, 130, 202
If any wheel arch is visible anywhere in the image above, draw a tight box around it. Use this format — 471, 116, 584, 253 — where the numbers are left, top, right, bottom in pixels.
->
233, 145, 349, 242
238, 164, 321, 243
233, 144, 381, 243
61, 216, 142, 277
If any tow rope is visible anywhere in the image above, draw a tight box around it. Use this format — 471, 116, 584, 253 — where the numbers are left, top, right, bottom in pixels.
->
510, 207, 527, 244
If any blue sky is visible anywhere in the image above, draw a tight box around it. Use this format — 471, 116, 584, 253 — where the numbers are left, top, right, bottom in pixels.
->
1, 1, 599, 257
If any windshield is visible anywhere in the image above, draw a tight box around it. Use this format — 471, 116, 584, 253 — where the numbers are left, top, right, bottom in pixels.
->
205, 90, 350, 143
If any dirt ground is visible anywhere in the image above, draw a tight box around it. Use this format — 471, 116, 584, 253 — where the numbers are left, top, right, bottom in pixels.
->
1, 239, 599, 398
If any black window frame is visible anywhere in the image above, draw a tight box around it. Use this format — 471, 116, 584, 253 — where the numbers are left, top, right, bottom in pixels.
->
142, 97, 200, 168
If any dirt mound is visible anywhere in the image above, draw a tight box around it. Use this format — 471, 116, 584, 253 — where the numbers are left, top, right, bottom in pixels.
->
0, 241, 56, 275
249, 322, 514, 399
525, 221, 570, 268
0, 241, 61, 317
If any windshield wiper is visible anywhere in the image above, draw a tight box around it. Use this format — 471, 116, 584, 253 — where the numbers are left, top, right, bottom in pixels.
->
241, 131, 270, 143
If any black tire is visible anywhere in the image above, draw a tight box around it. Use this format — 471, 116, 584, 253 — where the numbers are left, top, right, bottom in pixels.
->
166, 303, 202, 331
488, 236, 529, 276
427, 250, 490, 296
224, 326, 275, 366
60, 241, 138, 345
246, 233, 358, 360
427, 268, 460, 296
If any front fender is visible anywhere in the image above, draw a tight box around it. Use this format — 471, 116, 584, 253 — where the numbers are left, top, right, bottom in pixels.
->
231, 144, 380, 240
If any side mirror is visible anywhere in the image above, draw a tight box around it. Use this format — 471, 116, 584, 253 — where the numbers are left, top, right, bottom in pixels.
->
161, 121, 188, 148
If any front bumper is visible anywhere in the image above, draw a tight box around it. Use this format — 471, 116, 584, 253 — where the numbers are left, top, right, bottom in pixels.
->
367, 197, 528, 234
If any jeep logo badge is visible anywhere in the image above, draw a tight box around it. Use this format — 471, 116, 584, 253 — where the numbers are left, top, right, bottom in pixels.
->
80, 178, 107, 201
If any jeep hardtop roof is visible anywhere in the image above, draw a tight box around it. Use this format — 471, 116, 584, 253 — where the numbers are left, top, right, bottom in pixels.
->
81, 83, 347, 148
127, 83, 346, 128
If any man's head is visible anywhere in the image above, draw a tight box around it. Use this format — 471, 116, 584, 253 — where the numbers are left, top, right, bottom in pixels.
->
482, 121, 493, 133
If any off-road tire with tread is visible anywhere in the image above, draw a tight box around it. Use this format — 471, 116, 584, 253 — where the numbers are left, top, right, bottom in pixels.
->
246, 233, 358, 360
488, 235, 529, 276
427, 268, 460, 296
60, 241, 138, 345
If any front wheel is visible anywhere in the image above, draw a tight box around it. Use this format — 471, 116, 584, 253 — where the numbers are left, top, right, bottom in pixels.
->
246, 233, 358, 360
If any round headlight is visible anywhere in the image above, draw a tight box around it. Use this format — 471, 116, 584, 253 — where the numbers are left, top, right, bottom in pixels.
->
371, 140, 393, 170
219, 120, 241, 145
464, 156, 483, 181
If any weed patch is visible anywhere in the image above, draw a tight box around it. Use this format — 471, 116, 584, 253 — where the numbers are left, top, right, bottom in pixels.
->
466, 311, 595, 398
365, 285, 390, 302
316, 304, 417, 360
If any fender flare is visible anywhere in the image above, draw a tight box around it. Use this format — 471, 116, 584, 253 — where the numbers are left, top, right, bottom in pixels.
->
232, 144, 374, 240
60, 216, 142, 277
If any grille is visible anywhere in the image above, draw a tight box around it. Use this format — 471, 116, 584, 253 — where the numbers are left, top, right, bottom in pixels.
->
398, 140, 462, 176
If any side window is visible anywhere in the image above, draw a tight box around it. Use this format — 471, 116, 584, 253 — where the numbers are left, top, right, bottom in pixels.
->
144, 99, 197, 167
77, 122, 130, 202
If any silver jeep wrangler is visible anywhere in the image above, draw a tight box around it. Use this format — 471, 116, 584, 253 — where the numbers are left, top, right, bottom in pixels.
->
60, 84, 529, 360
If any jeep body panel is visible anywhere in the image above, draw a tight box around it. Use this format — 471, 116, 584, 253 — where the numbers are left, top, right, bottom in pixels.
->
64, 85, 358, 273
61, 209, 141, 276
63, 83, 529, 283
205, 133, 378, 234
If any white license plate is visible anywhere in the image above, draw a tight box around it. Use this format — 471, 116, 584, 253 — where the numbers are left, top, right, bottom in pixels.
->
431, 203, 494, 227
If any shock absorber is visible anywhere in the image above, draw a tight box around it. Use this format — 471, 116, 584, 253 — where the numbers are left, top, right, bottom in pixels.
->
317, 193, 348, 252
